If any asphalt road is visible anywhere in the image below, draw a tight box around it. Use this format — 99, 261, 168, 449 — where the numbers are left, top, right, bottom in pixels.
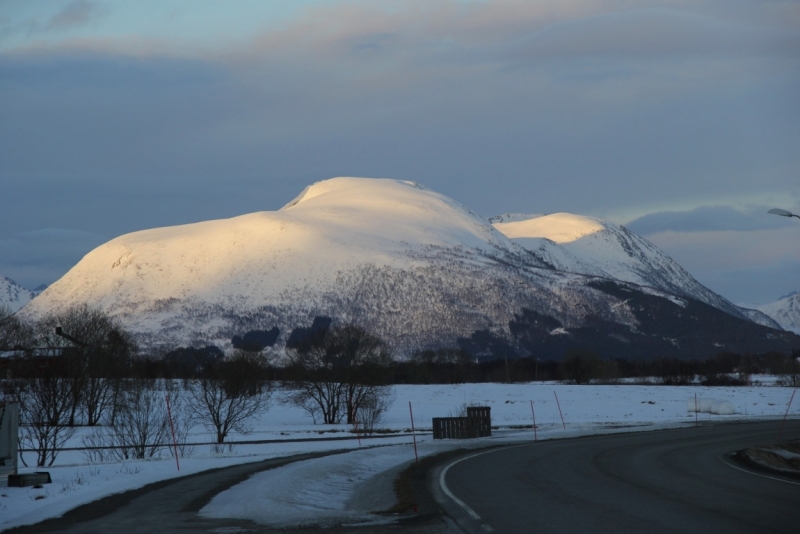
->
8, 421, 799, 534
434, 420, 800, 534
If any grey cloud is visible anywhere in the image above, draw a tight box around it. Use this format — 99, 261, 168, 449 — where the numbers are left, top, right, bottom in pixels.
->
626, 206, 797, 235
46, 1, 98, 31
3, 1, 100, 42
1, 1, 799, 303
507, 8, 800, 63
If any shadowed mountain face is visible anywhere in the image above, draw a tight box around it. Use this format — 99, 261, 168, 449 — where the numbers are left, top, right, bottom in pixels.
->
19, 178, 800, 358
509, 281, 800, 361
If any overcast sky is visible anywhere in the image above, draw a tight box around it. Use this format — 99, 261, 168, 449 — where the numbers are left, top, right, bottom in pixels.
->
1, 0, 798, 304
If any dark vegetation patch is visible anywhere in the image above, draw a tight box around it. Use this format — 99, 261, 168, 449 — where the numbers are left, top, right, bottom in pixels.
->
231, 327, 279, 352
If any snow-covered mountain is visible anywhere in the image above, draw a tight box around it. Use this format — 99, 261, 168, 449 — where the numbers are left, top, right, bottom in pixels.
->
23, 178, 559, 348
743, 292, 800, 334
21, 177, 798, 357
1, 276, 35, 312
491, 212, 745, 317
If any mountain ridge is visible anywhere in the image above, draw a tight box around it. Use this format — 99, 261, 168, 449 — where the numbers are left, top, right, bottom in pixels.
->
742, 292, 800, 335
20, 177, 799, 357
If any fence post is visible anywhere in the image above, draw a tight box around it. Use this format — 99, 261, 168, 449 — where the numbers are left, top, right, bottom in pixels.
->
409, 402, 418, 463
553, 391, 566, 429
165, 395, 180, 472
778, 388, 797, 442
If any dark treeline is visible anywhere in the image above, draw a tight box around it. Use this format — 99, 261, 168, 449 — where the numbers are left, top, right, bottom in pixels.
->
373, 349, 799, 386
107, 347, 800, 387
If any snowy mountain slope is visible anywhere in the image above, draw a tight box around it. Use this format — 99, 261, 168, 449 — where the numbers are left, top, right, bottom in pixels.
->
743, 292, 800, 334
492, 212, 746, 318
25, 178, 535, 313
21, 178, 795, 356
1, 276, 35, 312
736, 307, 782, 329
23, 178, 583, 348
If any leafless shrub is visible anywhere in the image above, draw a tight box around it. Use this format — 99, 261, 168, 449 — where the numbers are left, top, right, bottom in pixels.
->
187, 351, 271, 444
87, 379, 170, 461
354, 387, 392, 435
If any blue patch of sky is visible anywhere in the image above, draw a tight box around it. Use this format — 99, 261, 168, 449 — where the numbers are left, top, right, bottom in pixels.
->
1, 0, 346, 52
1, 1, 485, 53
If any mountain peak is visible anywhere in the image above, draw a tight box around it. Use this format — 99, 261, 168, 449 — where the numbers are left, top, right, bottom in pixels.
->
281, 177, 425, 210
493, 212, 607, 244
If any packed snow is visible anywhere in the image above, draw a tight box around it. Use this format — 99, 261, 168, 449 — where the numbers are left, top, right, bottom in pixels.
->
2, 380, 798, 531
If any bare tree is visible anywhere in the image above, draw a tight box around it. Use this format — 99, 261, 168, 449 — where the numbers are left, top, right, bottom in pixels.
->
35, 304, 135, 426
187, 351, 271, 445
286, 324, 392, 425
83, 379, 171, 461
4, 357, 76, 467
285, 356, 345, 424
83, 380, 192, 462
0, 305, 32, 351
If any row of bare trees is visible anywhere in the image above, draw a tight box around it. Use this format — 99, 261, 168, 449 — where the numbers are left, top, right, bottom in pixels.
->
1, 305, 273, 466
1, 304, 137, 466
1, 305, 397, 467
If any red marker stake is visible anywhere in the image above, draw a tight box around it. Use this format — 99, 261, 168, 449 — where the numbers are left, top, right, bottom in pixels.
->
553, 391, 566, 430
778, 388, 797, 442
165, 394, 180, 471
409, 401, 418, 463
530, 400, 537, 442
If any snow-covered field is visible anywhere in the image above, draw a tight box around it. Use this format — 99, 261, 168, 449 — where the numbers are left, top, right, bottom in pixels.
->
2, 380, 798, 531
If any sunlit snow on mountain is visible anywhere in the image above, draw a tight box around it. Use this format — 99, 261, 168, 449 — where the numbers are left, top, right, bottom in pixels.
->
20, 178, 799, 357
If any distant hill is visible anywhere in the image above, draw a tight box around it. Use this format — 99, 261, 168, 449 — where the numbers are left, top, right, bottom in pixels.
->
0, 276, 35, 312
741, 292, 800, 335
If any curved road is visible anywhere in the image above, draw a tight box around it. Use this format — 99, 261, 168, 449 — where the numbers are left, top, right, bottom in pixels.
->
435, 421, 800, 534
8, 421, 799, 534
